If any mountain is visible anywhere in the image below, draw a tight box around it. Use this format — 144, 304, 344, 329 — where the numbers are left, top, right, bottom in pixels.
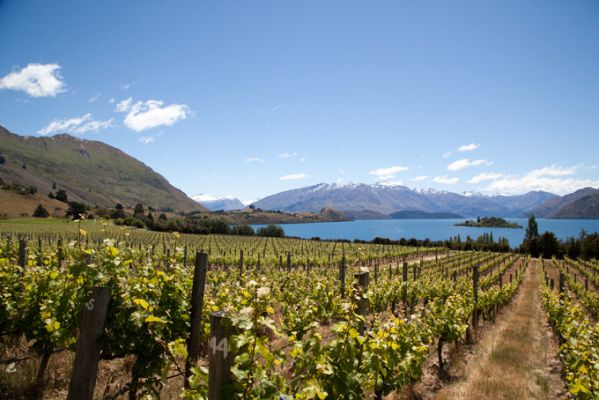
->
531, 188, 599, 219
530, 188, 598, 218
193, 194, 245, 211
253, 183, 440, 215
390, 210, 464, 219
551, 192, 599, 219
253, 183, 535, 218
0, 126, 203, 212
490, 191, 558, 213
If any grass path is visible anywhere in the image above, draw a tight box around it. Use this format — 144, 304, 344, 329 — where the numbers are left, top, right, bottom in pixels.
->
435, 259, 566, 400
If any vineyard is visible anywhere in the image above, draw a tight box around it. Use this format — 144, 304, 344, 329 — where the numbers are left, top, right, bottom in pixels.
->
0, 220, 596, 399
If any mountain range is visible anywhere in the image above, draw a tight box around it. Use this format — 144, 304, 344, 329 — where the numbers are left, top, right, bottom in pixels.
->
0, 126, 203, 212
252, 183, 599, 219
192, 194, 246, 211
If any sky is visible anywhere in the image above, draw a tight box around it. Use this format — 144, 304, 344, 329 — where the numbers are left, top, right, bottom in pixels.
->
1, 0, 599, 204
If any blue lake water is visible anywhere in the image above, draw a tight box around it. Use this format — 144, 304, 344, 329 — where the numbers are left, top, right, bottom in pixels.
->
253, 219, 599, 247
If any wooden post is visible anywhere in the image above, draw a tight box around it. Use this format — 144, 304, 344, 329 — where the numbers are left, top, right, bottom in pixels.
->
238, 249, 243, 276
185, 252, 208, 387
413, 264, 417, 281
402, 262, 408, 282
287, 253, 291, 272
279, 254, 282, 271
67, 287, 110, 400
355, 271, 369, 334
340, 255, 346, 298
374, 261, 378, 284
18, 238, 27, 269
559, 273, 565, 294
550, 278, 554, 291
183, 246, 188, 268
585, 278, 589, 291
208, 312, 232, 400
37, 237, 43, 266
472, 265, 479, 329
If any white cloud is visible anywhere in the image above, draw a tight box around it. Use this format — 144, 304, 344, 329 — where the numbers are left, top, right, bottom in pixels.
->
469, 172, 504, 184
245, 157, 264, 163
443, 151, 453, 158
412, 175, 429, 181
278, 152, 297, 159
115, 98, 190, 132
0, 63, 65, 97
38, 113, 113, 135
458, 143, 480, 152
88, 93, 101, 103
369, 165, 410, 178
433, 175, 459, 185
279, 173, 308, 181
447, 158, 492, 171
484, 165, 598, 195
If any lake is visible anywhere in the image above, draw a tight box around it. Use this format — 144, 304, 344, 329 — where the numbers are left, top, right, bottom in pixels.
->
253, 218, 599, 247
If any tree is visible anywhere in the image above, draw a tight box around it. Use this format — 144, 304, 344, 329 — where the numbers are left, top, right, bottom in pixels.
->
257, 224, 285, 238
525, 215, 539, 241
158, 213, 168, 222
33, 204, 49, 218
48, 192, 55, 199
133, 203, 145, 219
111, 203, 126, 219
55, 189, 68, 203
52, 182, 56, 190
232, 224, 255, 236
538, 232, 559, 259
0, 155, 5, 164
66, 201, 87, 219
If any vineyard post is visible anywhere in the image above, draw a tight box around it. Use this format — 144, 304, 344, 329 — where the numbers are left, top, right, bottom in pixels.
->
287, 252, 291, 272
183, 245, 188, 268
57, 238, 63, 267
279, 254, 282, 271
67, 287, 110, 400
185, 252, 208, 387
340, 255, 346, 298
257, 254, 261, 272
208, 312, 232, 400
355, 271, 369, 334
509, 274, 513, 284
37, 237, 43, 266
413, 264, 417, 281
550, 278, 554, 291
18, 238, 27, 269
239, 249, 243, 276
402, 261, 408, 282
472, 265, 479, 330
499, 274, 502, 289
559, 273, 565, 294
374, 261, 378, 284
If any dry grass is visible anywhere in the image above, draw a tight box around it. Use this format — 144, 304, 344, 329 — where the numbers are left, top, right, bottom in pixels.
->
0, 190, 67, 218
434, 259, 566, 400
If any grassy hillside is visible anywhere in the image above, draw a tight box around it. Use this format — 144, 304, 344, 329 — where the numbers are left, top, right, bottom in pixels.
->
0, 126, 203, 212
0, 190, 68, 218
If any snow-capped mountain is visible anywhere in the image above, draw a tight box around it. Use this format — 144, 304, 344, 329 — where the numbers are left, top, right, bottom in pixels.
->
192, 194, 245, 211
252, 183, 558, 218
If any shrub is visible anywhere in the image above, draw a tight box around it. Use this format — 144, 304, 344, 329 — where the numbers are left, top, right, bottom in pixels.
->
33, 204, 49, 218
256, 224, 285, 238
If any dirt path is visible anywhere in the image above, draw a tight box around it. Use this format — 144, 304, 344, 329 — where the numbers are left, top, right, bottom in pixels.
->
434, 259, 566, 400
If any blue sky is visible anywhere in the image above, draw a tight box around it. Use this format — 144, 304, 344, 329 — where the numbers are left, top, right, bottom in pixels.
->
1, 1, 599, 203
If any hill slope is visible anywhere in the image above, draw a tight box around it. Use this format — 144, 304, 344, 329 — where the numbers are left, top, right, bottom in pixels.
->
0, 126, 203, 212
530, 188, 598, 218
545, 189, 599, 219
